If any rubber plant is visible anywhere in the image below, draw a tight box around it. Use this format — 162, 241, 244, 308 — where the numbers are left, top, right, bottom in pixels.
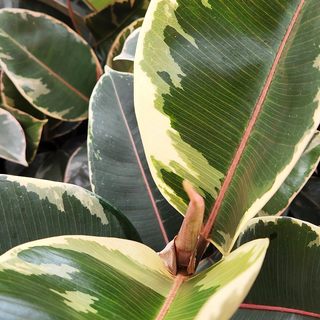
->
0, 0, 319, 320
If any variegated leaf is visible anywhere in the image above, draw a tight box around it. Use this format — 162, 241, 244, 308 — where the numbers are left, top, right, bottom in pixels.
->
259, 131, 320, 216
0, 235, 268, 319
1, 71, 45, 120
113, 26, 141, 61
85, 0, 148, 51
0, 174, 141, 254
234, 216, 320, 317
1, 72, 47, 163
0, 9, 102, 120
134, 0, 320, 255
83, 0, 114, 12
107, 18, 143, 72
88, 66, 182, 251
0, 108, 27, 166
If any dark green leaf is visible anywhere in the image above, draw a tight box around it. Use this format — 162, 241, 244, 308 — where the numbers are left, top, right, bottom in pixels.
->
88, 66, 182, 251
0, 174, 141, 254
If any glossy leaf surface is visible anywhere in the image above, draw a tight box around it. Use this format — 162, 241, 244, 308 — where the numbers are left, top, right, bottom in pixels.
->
134, 0, 320, 254
0, 174, 141, 255
0, 236, 268, 319
259, 131, 320, 216
88, 66, 182, 251
235, 217, 320, 315
0, 108, 27, 166
0, 9, 101, 120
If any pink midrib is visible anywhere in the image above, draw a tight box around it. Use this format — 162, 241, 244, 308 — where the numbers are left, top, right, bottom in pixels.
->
201, 0, 306, 240
109, 71, 169, 244
155, 274, 185, 320
1, 28, 90, 102
240, 303, 320, 318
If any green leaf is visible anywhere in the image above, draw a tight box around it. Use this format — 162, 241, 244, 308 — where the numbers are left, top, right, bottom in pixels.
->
48, 120, 82, 138
235, 216, 320, 315
0, 9, 102, 120
83, 0, 114, 12
232, 308, 320, 319
259, 131, 320, 216
107, 18, 143, 72
1, 73, 48, 163
0, 174, 141, 255
290, 177, 320, 225
85, 0, 148, 51
88, 66, 182, 252
35, 150, 69, 182
37, 0, 92, 17
0, 108, 27, 166
1, 71, 45, 120
65, 142, 91, 190
134, 0, 320, 255
0, 235, 268, 319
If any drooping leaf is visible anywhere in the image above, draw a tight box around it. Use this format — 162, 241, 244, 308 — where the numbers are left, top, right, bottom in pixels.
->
107, 18, 143, 72
88, 66, 182, 252
0, 174, 141, 255
0, 8, 102, 120
134, 0, 320, 254
290, 177, 320, 225
35, 149, 69, 182
259, 131, 320, 216
64, 142, 91, 190
0, 235, 268, 319
234, 216, 320, 316
0, 108, 27, 166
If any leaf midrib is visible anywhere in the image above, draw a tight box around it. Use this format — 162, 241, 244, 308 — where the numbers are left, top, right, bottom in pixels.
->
201, 0, 307, 240
108, 68, 169, 244
0, 28, 90, 102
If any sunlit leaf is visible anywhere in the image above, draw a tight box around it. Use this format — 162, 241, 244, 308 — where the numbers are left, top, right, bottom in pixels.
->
0, 235, 268, 319
134, 0, 320, 254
